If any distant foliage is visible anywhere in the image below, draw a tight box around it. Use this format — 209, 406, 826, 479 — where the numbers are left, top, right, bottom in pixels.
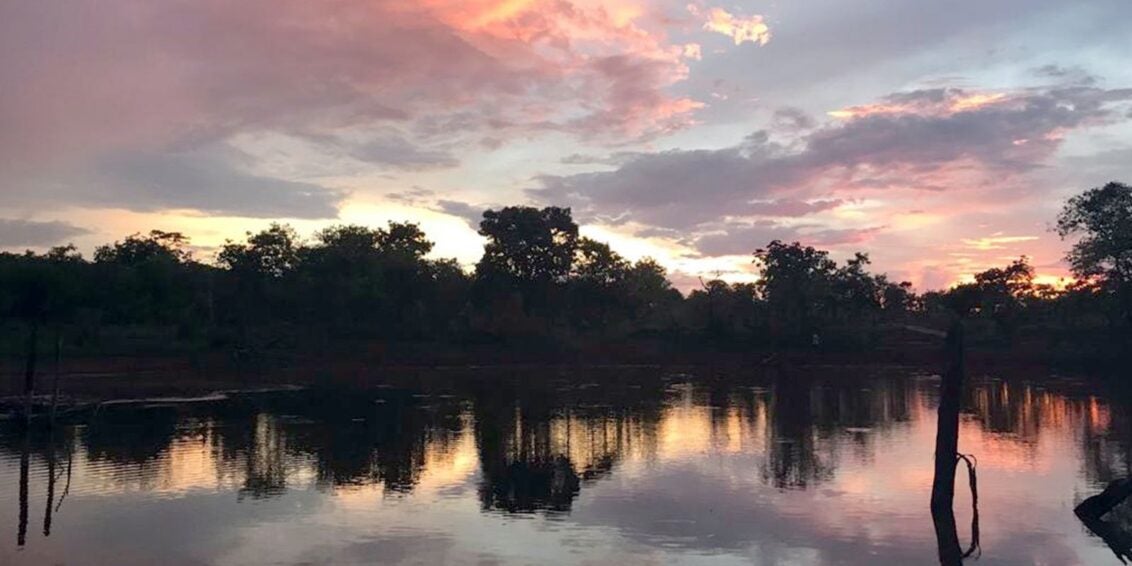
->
1, 183, 1129, 356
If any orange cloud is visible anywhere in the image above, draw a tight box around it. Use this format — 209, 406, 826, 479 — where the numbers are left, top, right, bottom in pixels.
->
694, 6, 772, 46
682, 43, 703, 60
961, 235, 1039, 251
828, 91, 1008, 119
449, 0, 538, 28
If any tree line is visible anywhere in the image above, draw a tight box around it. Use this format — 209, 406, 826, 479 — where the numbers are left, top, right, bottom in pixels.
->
2, 182, 1130, 360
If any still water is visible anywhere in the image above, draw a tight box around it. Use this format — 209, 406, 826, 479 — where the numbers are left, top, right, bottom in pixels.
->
0, 366, 1128, 565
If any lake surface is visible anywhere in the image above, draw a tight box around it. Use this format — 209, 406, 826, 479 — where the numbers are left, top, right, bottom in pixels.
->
0, 365, 1129, 565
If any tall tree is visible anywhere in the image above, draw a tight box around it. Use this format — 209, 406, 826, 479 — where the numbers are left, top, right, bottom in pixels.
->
216, 224, 301, 330
1057, 182, 1132, 324
218, 223, 300, 279
754, 241, 837, 342
377, 222, 433, 260
572, 238, 628, 284
831, 253, 882, 320
476, 206, 578, 285
93, 230, 191, 266
623, 258, 678, 326
568, 238, 630, 331
92, 230, 199, 324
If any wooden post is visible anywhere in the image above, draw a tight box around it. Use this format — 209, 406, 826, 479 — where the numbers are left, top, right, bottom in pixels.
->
50, 330, 62, 425
56, 447, 73, 516
931, 319, 965, 565
44, 427, 56, 537
17, 428, 29, 547
23, 321, 38, 427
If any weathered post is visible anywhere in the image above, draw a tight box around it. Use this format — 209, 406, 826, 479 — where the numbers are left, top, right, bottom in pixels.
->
44, 427, 56, 536
17, 429, 29, 547
931, 319, 965, 565
50, 331, 62, 424
22, 321, 38, 427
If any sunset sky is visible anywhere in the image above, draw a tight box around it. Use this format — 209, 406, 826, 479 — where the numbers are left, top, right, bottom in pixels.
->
2, 0, 1130, 290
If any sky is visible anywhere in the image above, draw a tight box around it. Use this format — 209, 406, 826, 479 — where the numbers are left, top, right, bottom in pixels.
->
2, 0, 1131, 291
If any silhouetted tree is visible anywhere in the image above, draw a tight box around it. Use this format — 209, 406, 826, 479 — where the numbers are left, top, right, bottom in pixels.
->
755, 241, 837, 344
476, 206, 578, 288
830, 253, 883, 318
1057, 181, 1132, 326
93, 230, 191, 265
215, 224, 301, 336
5, 184, 1131, 362
937, 258, 1033, 342
623, 258, 681, 331
473, 206, 579, 338
218, 223, 300, 279
87, 230, 209, 333
684, 280, 763, 343
567, 238, 629, 332
881, 280, 915, 313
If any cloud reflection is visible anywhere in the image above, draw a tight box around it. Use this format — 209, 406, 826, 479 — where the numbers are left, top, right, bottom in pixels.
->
0, 369, 1128, 564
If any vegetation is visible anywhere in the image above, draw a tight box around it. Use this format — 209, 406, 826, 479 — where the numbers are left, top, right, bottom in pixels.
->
1, 182, 1130, 363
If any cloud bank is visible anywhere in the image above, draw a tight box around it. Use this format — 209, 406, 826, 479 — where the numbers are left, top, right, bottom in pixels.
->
531, 85, 1132, 258
0, 219, 90, 248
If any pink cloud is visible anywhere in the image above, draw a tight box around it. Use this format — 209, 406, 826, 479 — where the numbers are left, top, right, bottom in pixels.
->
532, 84, 1132, 287
0, 0, 703, 171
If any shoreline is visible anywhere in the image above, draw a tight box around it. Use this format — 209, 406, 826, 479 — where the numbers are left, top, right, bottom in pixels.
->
0, 346, 1112, 415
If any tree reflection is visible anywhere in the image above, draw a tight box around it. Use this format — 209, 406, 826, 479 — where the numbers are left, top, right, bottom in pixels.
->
221, 389, 463, 494
3, 364, 1132, 558
17, 428, 28, 547
472, 376, 663, 513
763, 374, 831, 489
474, 386, 584, 513
8, 424, 74, 549
238, 414, 289, 499
83, 405, 180, 465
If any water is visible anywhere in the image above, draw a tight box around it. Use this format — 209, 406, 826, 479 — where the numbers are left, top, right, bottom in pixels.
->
0, 366, 1128, 565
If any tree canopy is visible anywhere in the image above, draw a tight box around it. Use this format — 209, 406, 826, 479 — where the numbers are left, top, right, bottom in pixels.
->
1057, 181, 1132, 283
1, 183, 1129, 359
476, 206, 578, 285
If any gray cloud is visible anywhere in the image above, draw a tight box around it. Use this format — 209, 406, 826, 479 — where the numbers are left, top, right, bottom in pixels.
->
385, 187, 436, 206
433, 200, 490, 230
344, 136, 459, 170
0, 218, 90, 248
532, 146, 770, 230
1059, 149, 1132, 186
772, 107, 817, 132
801, 87, 1132, 173
693, 222, 884, 256
749, 199, 843, 217
531, 85, 1132, 235
1031, 64, 1099, 87
64, 149, 347, 219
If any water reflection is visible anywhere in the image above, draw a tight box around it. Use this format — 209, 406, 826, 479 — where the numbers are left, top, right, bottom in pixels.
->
1, 369, 1130, 564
